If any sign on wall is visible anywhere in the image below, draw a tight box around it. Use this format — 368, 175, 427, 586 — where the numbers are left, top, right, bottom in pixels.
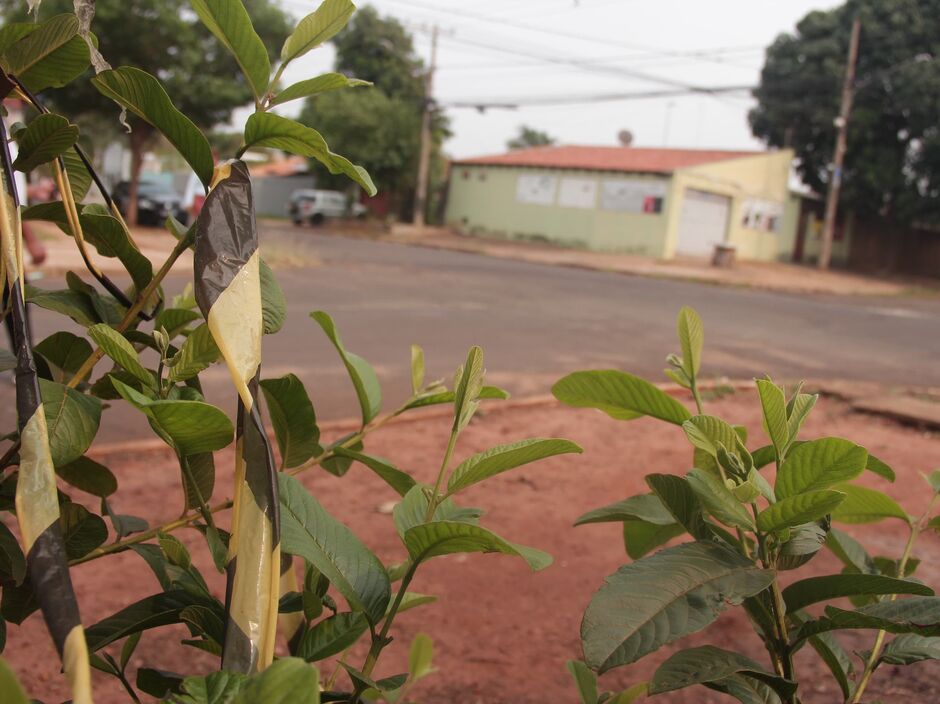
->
516, 174, 557, 205
558, 177, 598, 209
600, 179, 668, 214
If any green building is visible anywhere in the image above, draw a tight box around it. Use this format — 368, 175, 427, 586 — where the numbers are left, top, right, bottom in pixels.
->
445, 145, 798, 262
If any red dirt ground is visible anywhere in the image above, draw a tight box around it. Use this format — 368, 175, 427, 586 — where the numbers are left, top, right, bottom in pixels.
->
5, 391, 940, 703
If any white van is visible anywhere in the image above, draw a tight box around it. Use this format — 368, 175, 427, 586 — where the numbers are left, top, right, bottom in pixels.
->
288, 189, 367, 225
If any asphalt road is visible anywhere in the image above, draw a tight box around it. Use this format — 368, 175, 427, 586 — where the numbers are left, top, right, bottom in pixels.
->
7, 221, 940, 443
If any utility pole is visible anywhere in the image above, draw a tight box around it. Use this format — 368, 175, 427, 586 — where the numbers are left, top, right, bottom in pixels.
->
819, 17, 861, 270
413, 24, 438, 228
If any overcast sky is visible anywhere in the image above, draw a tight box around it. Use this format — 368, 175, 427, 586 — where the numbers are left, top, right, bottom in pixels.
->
269, 0, 839, 159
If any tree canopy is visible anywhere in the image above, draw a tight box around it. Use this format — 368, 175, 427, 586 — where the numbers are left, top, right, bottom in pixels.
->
1, 0, 290, 222
750, 0, 940, 223
299, 6, 448, 218
507, 125, 556, 151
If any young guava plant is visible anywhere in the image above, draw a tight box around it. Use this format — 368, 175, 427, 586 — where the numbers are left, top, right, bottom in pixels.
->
0, 1, 581, 702
555, 307, 940, 704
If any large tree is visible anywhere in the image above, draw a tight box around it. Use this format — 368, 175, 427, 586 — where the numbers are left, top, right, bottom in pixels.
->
750, 0, 940, 224
2, 0, 290, 224
299, 6, 448, 219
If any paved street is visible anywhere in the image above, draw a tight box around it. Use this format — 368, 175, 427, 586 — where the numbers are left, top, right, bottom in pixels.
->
9, 221, 940, 443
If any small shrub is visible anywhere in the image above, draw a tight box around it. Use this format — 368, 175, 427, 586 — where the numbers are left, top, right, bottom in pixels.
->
556, 307, 940, 704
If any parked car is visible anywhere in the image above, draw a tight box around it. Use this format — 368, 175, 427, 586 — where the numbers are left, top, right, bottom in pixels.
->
113, 179, 189, 226
288, 189, 367, 225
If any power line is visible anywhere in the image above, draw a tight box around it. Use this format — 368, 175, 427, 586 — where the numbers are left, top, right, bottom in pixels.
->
382, 0, 763, 70
441, 84, 753, 110
422, 28, 742, 96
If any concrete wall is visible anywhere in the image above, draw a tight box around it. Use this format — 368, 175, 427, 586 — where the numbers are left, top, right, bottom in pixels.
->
445, 165, 672, 256
665, 150, 794, 261
444, 150, 795, 261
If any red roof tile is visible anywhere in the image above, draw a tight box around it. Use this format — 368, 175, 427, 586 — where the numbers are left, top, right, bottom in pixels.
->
453, 145, 760, 174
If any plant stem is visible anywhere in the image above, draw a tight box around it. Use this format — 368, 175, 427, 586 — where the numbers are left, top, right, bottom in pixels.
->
851, 493, 938, 703
689, 377, 704, 415
349, 561, 420, 703
424, 427, 459, 522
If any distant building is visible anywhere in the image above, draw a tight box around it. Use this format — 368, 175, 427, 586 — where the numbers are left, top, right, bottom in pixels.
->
444, 145, 797, 262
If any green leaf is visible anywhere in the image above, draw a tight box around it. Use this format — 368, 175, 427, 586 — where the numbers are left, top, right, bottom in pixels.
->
260, 374, 321, 469
394, 593, 437, 616
879, 634, 940, 665
168, 324, 220, 382
91, 67, 214, 188
575, 493, 676, 527
270, 72, 370, 107
85, 591, 207, 651
1, 14, 90, 93
794, 597, 940, 643
40, 378, 101, 466
57, 455, 117, 497
79, 205, 155, 296
88, 324, 153, 388
111, 378, 233, 455
447, 438, 581, 494
805, 628, 854, 702
278, 473, 391, 625
755, 379, 788, 460
552, 370, 692, 424
676, 306, 703, 378
825, 528, 876, 574
12, 113, 78, 172
408, 632, 434, 682
705, 675, 783, 704
280, 0, 355, 64
181, 453, 215, 510
0, 658, 29, 704
775, 438, 868, 500
400, 384, 508, 411
650, 645, 794, 697
310, 311, 381, 424
245, 113, 376, 195
0, 522, 26, 586
567, 659, 598, 704
26, 283, 98, 326
582, 541, 775, 673
233, 658, 319, 704
404, 520, 552, 571
783, 574, 933, 613
59, 502, 107, 560
622, 520, 685, 560
452, 346, 484, 431
777, 522, 827, 571
61, 146, 93, 202
686, 468, 755, 531
135, 668, 184, 699
607, 683, 649, 704
260, 259, 287, 334
331, 448, 415, 497
392, 485, 483, 538
756, 490, 845, 533
297, 612, 368, 662
34, 331, 92, 382
410, 343, 425, 395
174, 670, 248, 704
785, 393, 817, 449
646, 473, 709, 539
830, 484, 911, 524
683, 414, 749, 462
190, 0, 270, 101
